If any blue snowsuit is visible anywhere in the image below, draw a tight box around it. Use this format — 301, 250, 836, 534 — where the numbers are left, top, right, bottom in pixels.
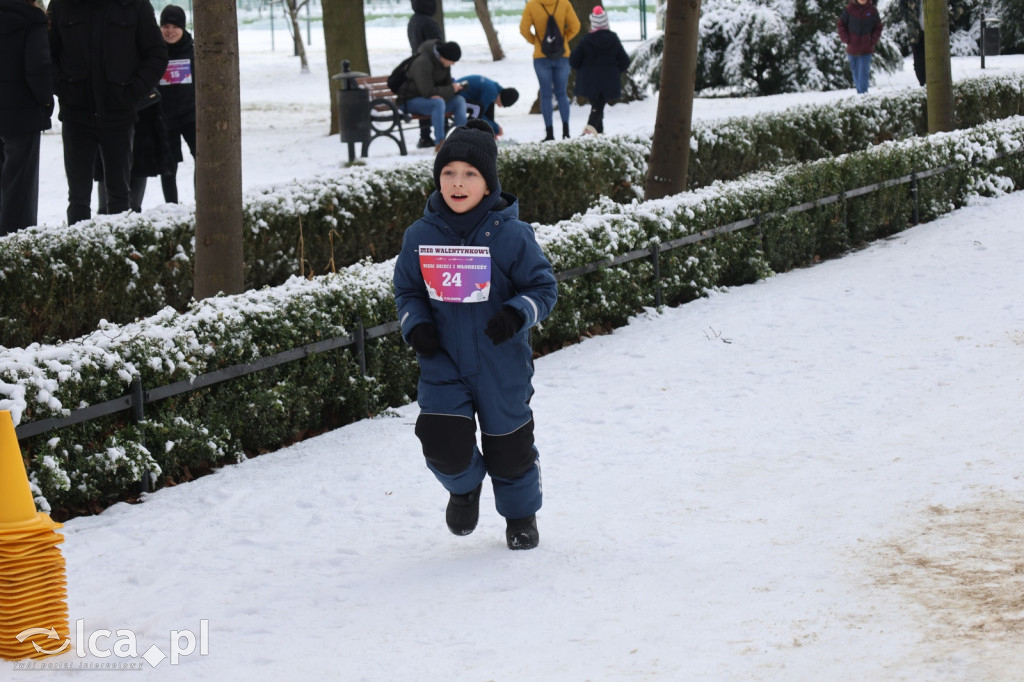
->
393, 191, 558, 520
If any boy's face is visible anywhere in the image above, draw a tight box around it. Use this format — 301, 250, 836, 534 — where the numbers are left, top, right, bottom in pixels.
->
438, 160, 489, 213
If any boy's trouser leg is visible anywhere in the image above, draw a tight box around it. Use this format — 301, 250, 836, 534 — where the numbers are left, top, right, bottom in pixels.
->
482, 419, 542, 520
416, 413, 486, 495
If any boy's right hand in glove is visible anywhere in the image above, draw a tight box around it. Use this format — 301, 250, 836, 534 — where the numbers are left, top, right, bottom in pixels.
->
408, 323, 440, 358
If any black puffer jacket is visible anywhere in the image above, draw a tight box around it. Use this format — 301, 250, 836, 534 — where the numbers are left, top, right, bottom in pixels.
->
407, 0, 441, 53
47, 0, 167, 128
0, 0, 53, 135
569, 29, 631, 102
158, 30, 195, 129
396, 38, 457, 104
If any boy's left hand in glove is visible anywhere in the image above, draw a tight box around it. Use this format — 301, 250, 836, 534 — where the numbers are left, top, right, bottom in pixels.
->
484, 307, 525, 345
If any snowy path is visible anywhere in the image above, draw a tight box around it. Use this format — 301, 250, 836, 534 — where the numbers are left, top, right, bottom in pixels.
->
13, 190, 1024, 680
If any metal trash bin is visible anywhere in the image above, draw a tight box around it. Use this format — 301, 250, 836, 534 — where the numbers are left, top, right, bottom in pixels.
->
332, 60, 370, 162
982, 25, 1000, 56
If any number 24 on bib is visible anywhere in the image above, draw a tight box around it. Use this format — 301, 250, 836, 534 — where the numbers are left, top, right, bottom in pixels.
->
419, 245, 491, 303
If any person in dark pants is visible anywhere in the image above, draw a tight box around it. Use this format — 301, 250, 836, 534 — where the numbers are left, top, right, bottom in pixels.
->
47, 0, 167, 225
157, 4, 195, 204
95, 98, 170, 213
0, 0, 53, 235
569, 6, 630, 136
407, 0, 443, 149
393, 119, 558, 550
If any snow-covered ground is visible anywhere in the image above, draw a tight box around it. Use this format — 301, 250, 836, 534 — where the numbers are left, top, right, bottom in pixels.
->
12, 181, 1024, 681
10, 15, 1024, 682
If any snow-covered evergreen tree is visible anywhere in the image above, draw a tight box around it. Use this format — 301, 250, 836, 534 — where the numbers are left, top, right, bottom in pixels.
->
627, 0, 905, 96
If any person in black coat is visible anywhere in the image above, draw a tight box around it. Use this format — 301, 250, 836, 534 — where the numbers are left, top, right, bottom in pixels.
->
407, 0, 443, 148
47, 0, 167, 224
95, 99, 170, 213
0, 0, 53, 235
157, 4, 195, 204
568, 5, 631, 135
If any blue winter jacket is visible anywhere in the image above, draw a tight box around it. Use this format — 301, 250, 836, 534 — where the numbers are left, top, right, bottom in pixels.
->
394, 192, 558, 381
456, 75, 503, 134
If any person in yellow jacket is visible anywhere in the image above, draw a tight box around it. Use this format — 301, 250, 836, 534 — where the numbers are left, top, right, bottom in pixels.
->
519, 0, 580, 141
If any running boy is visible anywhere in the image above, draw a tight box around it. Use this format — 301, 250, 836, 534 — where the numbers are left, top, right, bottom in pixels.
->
393, 119, 558, 550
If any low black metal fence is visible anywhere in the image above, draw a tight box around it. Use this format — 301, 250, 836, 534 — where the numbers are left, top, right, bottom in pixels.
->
14, 147, 1021, 444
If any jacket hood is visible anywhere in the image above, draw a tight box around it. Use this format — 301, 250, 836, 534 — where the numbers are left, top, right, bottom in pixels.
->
411, 0, 436, 16
0, 0, 47, 35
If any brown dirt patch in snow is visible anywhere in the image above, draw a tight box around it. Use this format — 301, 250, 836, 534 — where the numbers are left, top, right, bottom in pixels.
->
876, 490, 1024, 642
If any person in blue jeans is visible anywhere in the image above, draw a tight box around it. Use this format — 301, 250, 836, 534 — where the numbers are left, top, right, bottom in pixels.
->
395, 39, 467, 151
837, 0, 882, 94
520, 0, 580, 140
455, 75, 518, 137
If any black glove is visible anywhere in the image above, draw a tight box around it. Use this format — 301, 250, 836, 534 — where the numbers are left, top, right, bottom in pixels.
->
484, 307, 524, 345
408, 323, 440, 358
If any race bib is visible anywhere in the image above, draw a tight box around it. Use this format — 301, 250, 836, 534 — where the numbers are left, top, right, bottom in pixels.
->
419, 245, 491, 303
160, 59, 193, 86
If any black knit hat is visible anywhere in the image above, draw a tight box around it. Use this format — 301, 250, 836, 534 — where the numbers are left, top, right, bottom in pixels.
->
433, 119, 499, 192
498, 88, 520, 107
160, 4, 186, 29
436, 41, 462, 63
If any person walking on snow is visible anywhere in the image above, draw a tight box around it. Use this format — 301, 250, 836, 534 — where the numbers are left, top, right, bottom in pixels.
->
837, 0, 883, 94
393, 119, 558, 550
569, 5, 630, 136
520, 0, 580, 141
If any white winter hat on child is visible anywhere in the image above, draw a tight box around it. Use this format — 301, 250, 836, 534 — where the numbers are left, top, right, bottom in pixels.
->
590, 5, 609, 31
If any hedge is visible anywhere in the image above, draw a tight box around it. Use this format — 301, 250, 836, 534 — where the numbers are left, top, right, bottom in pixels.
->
2, 75, 1022, 348
3, 114, 1022, 518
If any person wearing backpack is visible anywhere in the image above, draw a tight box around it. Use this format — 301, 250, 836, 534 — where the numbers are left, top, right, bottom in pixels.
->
520, 0, 580, 141
395, 38, 467, 152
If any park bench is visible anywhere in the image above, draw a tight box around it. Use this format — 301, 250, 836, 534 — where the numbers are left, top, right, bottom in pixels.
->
354, 75, 454, 157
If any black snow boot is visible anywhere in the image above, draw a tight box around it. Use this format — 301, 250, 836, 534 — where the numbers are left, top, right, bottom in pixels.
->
562, 121, 570, 139
505, 514, 539, 550
543, 125, 555, 142
446, 483, 483, 536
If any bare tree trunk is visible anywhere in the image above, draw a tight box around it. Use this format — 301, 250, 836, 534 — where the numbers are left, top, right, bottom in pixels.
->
473, 0, 505, 60
924, 0, 954, 133
285, 0, 310, 73
193, 0, 244, 299
644, 0, 701, 200
323, 0, 369, 136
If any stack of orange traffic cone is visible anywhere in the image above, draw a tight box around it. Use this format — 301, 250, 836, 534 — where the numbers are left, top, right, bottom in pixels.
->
0, 411, 69, 660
